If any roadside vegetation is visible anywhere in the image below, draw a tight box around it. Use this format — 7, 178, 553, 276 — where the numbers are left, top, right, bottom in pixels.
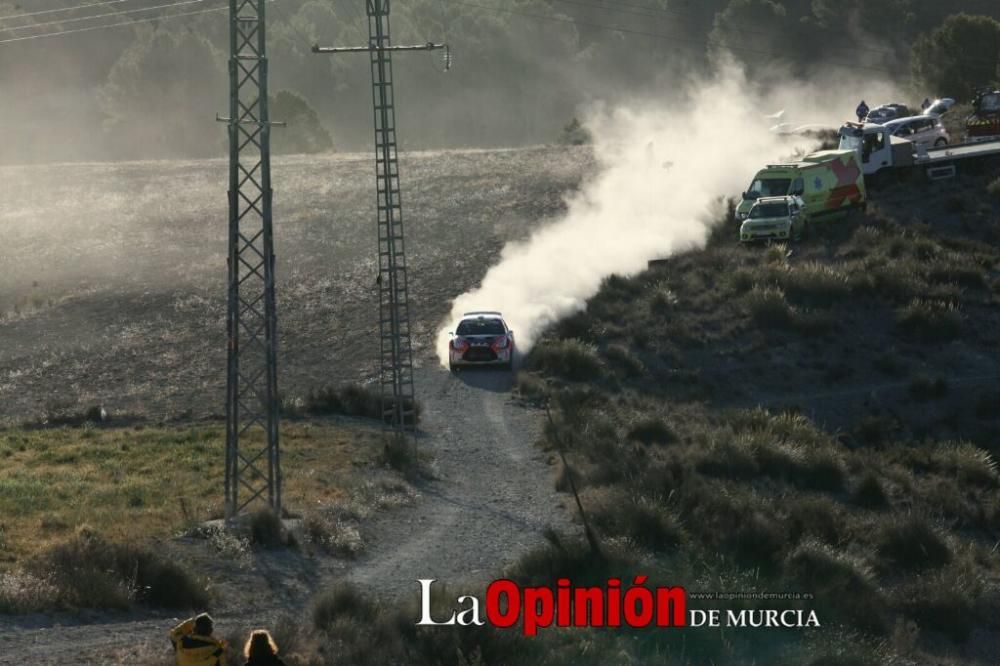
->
503, 181, 1000, 663
0, 419, 400, 614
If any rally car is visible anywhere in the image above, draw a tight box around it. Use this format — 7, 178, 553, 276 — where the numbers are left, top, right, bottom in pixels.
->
448, 311, 515, 371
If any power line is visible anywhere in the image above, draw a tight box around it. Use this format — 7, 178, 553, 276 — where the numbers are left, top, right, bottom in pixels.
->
0, 5, 226, 44
1, 0, 205, 32
0, 0, 132, 22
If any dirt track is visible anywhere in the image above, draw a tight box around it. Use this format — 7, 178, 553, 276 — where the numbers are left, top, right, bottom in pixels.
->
1, 366, 572, 664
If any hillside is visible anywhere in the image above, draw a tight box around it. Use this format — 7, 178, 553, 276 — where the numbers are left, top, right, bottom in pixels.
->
513, 172, 1000, 663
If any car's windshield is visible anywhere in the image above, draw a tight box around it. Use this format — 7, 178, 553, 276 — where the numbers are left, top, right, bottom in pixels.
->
745, 178, 791, 199
457, 318, 505, 335
977, 93, 1000, 113
925, 100, 950, 115
749, 203, 789, 219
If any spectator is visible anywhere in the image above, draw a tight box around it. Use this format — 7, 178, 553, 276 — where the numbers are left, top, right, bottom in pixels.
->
170, 613, 227, 666
921, 97, 931, 110
856, 100, 870, 122
244, 629, 287, 666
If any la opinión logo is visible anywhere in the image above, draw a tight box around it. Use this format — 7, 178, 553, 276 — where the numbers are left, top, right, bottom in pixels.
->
416, 578, 820, 635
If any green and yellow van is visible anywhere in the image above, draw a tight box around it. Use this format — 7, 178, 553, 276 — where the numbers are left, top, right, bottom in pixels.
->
735, 149, 867, 224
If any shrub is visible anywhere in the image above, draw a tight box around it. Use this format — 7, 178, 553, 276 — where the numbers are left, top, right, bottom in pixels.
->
877, 518, 951, 571
627, 417, 675, 445
593, 494, 683, 552
927, 261, 986, 290
895, 300, 961, 343
853, 473, 890, 509
30, 527, 208, 610
786, 541, 883, 632
746, 286, 795, 329
526, 338, 605, 382
782, 262, 852, 308
938, 443, 997, 486
515, 373, 548, 404
605, 343, 645, 377
249, 508, 285, 549
313, 584, 378, 631
380, 434, 417, 473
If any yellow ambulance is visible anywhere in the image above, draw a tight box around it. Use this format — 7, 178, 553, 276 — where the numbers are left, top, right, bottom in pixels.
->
735, 149, 867, 226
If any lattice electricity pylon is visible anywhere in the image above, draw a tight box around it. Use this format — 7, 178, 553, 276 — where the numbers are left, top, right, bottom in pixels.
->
313, 3, 447, 441
218, 0, 284, 519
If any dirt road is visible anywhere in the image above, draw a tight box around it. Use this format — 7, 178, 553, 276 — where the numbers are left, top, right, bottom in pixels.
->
0, 364, 572, 663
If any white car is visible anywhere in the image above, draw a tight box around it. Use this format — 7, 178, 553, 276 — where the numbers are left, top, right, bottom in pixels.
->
739, 195, 809, 243
922, 97, 955, 117
882, 115, 950, 150
448, 311, 515, 371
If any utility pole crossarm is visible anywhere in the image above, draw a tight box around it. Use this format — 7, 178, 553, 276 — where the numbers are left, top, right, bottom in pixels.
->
312, 42, 447, 54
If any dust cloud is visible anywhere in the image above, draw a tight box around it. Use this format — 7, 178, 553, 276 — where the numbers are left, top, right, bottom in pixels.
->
436, 60, 898, 364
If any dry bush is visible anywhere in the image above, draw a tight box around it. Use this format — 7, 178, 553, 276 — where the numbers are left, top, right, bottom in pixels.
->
785, 540, 883, 632
249, 508, 286, 549
853, 473, 890, 509
782, 262, 852, 308
895, 299, 962, 343
746, 286, 795, 329
525, 338, 605, 382
27, 526, 208, 611
876, 518, 951, 572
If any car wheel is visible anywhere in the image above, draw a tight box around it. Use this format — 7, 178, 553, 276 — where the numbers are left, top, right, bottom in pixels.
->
935, 138, 947, 147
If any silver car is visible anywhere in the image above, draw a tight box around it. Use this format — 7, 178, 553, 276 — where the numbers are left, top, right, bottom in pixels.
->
882, 115, 949, 150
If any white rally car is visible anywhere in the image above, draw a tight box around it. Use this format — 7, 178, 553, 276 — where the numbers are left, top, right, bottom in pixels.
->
448, 311, 515, 371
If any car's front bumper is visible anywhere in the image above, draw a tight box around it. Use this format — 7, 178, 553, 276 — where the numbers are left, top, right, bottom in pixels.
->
740, 224, 791, 242
450, 347, 512, 366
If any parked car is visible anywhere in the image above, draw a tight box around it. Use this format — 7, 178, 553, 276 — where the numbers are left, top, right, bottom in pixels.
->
865, 103, 912, 124
922, 97, 955, 117
447, 311, 515, 371
739, 195, 809, 243
882, 115, 950, 149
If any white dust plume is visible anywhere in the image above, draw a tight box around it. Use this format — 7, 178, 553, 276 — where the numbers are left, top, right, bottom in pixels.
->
436, 62, 896, 365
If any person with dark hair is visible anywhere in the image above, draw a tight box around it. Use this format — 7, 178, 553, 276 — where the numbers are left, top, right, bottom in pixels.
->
169, 613, 227, 666
244, 629, 287, 666
856, 100, 869, 122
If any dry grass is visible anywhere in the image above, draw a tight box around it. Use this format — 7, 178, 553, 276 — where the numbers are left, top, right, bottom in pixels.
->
0, 419, 384, 568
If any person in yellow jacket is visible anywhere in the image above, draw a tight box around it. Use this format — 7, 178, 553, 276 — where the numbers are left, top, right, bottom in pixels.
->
169, 613, 227, 666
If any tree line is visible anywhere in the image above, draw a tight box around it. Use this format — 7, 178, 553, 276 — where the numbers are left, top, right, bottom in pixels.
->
1, 0, 998, 162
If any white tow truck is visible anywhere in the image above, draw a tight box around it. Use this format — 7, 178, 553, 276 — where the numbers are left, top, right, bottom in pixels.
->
838, 121, 1000, 183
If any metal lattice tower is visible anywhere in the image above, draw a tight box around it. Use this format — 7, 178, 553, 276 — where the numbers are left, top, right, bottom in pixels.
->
313, 3, 447, 440
368, 0, 414, 437
222, 0, 281, 518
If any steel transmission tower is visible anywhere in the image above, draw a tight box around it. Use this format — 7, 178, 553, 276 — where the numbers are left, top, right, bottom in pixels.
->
220, 0, 283, 518
313, 2, 448, 441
